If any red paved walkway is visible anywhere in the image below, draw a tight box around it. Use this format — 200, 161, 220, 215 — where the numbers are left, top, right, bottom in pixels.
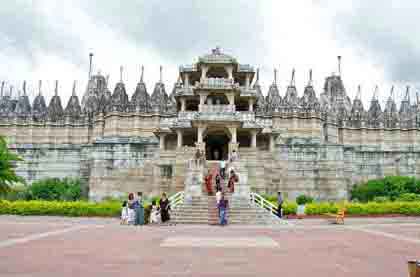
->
0, 216, 419, 276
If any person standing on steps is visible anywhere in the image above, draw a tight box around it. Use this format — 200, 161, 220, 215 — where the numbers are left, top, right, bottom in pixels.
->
277, 191, 284, 218
227, 169, 238, 193
215, 173, 221, 192
219, 159, 226, 179
218, 192, 229, 226
134, 191, 144, 226
205, 169, 213, 195
159, 193, 171, 223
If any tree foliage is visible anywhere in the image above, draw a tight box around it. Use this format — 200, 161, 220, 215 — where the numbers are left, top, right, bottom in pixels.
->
0, 137, 23, 194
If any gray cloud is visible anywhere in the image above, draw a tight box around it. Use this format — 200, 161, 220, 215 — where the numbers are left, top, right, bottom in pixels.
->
0, 0, 86, 69
78, 0, 265, 65
328, 0, 420, 83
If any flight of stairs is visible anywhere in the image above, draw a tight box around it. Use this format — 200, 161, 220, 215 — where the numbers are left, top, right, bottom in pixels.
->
171, 194, 286, 225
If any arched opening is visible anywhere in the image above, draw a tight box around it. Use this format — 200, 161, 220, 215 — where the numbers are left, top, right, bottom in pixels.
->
238, 131, 251, 148
204, 129, 230, 160
206, 94, 229, 105
206, 66, 228, 79
186, 99, 199, 111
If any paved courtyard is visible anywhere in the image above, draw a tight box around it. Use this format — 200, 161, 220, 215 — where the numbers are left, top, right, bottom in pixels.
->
0, 216, 419, 276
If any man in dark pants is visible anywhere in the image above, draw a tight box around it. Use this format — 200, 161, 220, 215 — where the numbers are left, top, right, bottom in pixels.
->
277, 192, 283, 218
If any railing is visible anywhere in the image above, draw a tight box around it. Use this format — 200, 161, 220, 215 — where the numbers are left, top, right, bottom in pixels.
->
168, 191, 185, 209
200, 104, 235, 113
249, 192, 279, 217
198, 78, 235, 89
178, 111, 197, 120
237, 112, 255, 121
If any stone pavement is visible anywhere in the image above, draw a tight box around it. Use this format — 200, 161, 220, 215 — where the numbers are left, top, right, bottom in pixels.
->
0, 215, 419, 276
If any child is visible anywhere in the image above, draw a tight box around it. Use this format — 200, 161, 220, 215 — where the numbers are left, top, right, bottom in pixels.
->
150, 200, 161, 224
120, 201, 129, 225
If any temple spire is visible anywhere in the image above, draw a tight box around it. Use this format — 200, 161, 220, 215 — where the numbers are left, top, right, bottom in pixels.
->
106, 75, 110, 86
390, 85, 395, 100
88, 53, 93, 79
159, 65, 163, 83
22, 81, 27, 96
255, 68, 260, 85
337, 56, 342, 76
1, 81, 4, 97
404, 85, 410, 102
140, 65, 144, 82
290, 69, 295, 86
273, 68, 277, 85
356, 85, 361, 100
9, 85, 13, 98
72, 81, 77, 96
308, 69, 313, 86
38, 80, 42, 96
120, 66, 123, 83
54, 80, 58, 96
373, 85, 378, 100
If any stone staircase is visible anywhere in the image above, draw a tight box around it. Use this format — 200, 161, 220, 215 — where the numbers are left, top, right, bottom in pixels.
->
171, 194, 285, 225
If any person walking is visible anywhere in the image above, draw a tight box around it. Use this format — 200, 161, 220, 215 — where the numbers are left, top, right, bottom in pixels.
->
159, 193, 171, 223
227, 169, 238, 193
215, 174, 221, 192
127, 193, 136, 225
218, 193, 229, 226
277, 191, 284, 218
205, 170, 213, 195
219, 159, 226, 179
134, 191, 144, 226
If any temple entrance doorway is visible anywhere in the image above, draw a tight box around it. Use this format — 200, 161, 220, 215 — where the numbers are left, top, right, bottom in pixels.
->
204, 131, 230, 161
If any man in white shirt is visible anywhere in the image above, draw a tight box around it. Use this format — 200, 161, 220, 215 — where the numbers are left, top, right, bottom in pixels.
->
216, 189, 222, 204
220, 160, 226, 179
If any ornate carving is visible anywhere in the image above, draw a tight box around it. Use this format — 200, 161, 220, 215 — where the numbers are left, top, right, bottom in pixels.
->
366, 86, 383, 128
383, 86, 398, 128
14, 81, 31, 118
111, 82, 129, 112
65, 81, 82, 120
130, 67, 151, 112
47, 81, 64, 122
399, 86, 415, 129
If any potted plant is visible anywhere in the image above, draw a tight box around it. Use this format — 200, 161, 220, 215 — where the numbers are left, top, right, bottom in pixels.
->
295, 195, 313, 219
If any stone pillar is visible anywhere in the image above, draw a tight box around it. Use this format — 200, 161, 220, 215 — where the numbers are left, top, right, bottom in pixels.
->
180, 98, 186, 112
251, 130, 257, 148
228, 126, 237, 144
159, 134, 166, 150
176, 130, 183, 148
226, 93, 235, 106
269, 135, 275, 152
197, 126, 206, 144
248, 99, 254, 112
201, 66, 208, 80
245, 74, 250, 88
184, 73, 189, 87
226, 65, 233, 80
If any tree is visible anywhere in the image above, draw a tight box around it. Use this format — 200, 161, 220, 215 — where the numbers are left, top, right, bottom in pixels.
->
0, 136, 23, 194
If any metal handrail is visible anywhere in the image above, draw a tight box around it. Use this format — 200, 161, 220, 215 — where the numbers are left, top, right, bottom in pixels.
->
249, 192, 279, 217
168, 191, 184, 209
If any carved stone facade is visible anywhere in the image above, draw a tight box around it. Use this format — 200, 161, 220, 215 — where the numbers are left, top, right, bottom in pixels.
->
1, 48, 420, 201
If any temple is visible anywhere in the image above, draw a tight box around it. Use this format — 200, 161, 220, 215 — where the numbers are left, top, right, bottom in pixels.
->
1, 47, 420, 201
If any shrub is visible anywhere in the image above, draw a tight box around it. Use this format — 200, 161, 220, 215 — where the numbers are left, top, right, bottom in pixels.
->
351, 176, 420, 202
372, 196, 390, 203
296, 195, 314, 205
396, 193, 420, 202
28, 178, 82, 201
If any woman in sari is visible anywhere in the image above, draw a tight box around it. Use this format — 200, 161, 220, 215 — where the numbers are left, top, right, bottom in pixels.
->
127, 193, 136, 225
205, 170, 213, 195
159, 193, 171, 223
227, 170, 238, 193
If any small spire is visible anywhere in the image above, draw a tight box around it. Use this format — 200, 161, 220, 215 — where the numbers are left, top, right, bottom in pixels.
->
159, 65, 163, 83
373, 85, 378, 100
38, 80, 42, 96
88, 53, 93, 79
405, 85, 410, 102
119, 66, 123, 83
1, 81, 4, 97
356, 85, 361, 100
273, 68, 277, 85
337, 56, 342, 76
140, 65, 144, 82
106, 75, 110, 86
390, 85, 395, 100
22, 81, 27, 96
290, 68, 295, 86
308, 69, 313, 86
254, 68, 260, 85
54, 80, 58, 96
9, 85, 13, 98
72, 81, 77, 96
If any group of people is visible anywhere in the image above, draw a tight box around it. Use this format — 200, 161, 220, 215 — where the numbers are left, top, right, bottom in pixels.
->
120, 192, 171, 225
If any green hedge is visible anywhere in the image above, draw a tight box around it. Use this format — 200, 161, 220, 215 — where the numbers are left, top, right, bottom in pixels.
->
304, 201, 420, 216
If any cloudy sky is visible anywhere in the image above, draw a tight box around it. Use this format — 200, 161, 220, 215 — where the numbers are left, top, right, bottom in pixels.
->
1, 0, 419, 106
